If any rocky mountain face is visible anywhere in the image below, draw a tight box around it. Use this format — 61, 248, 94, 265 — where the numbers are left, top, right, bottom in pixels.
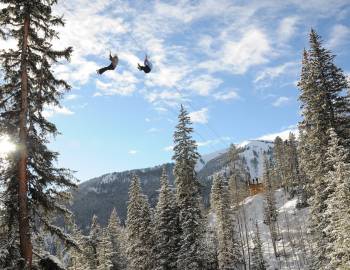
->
71, 140, 274, 230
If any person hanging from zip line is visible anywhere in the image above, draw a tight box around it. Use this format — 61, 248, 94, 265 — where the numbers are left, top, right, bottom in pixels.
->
97, 51, 119, 75
137, 55, 152, 73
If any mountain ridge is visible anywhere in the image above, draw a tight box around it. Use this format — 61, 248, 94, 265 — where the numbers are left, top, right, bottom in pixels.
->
71, 140, 274, 230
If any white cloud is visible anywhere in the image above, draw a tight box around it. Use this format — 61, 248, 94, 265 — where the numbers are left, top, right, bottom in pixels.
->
153, 0, 237, 25
146, 65, 189, 89
189, 108, 209, 124
163, 145, 174, 152
200, 28, 272, 74
145, 90, 185, 107
128, 150, 138, 155
147, 127, 160, 133
42, 104, 74, 118
254, 62, 298, 87
272, 96, 291, 107
187, 75, 223, 96
94, 70, 138, 96
254, 62, 298, 83
214, 90, 240, 101
66, 94, 79, 100
257, 127, 299, 141
327, 24, 350, 49
277, 17, 299, 43
288, 0, 349, 17
52, 0, 127, 87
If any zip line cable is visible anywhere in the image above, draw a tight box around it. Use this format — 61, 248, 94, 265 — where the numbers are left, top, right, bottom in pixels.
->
117, 0, 148, 56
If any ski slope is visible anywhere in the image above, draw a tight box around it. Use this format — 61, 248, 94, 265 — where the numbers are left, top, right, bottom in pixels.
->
240, 189, 310, 270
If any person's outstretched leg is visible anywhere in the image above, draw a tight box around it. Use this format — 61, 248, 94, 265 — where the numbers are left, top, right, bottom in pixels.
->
97, 63, 114, 75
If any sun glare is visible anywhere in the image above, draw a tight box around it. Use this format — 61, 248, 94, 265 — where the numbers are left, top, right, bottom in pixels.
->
0, 135, 16, 156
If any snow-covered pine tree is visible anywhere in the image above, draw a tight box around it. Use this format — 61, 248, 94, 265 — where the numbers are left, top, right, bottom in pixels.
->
273, 134, 300, 195
97, 228, 113, 270
68, 225, 88, 270
126, 174, 155, 270
172, 105, 205, 270
297, 49, 313, 199
263, 158, 277, 225
285, 132, 302, 198
262, 157, 278, 258
107, 208, 127, 270
0, 0, 76, 267
154, 167, 180, 270
323, 129, 350, 270
86, 215, 102, 269
283, 131, 308, 208
273, 136, 288, 190
227, 143, 251, 269
298, 29, 350, 269
251, 222, 267, 270
32, 232, 46, 267
202, 219, 218, 270
228, 144, 247, 202
211, 174, 242, 270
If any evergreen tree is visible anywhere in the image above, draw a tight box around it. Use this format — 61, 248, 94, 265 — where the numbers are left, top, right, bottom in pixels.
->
273, 134, 301, 195
0, 0, 76, 267
126, 174, 155, 270
86, 215, 101, 269
202, 220, 219, 270
251, 222, 267, 270
172, 105, 204, 270
97, 228, 113, 270
273, 136, 288, 190
227, 144, 247, 202
154, 168, 180, 270
323, 129, 350, 270
286, 132, 301, 197
298, 29, 350, 269
107, 208, 127, 270
68, 225, 88, 270
263, 158, 277, 225
262, 157, 278, 258
211, 174, 242, 270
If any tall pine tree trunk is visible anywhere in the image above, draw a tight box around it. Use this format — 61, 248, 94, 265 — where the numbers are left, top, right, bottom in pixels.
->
18, 13, 32, 268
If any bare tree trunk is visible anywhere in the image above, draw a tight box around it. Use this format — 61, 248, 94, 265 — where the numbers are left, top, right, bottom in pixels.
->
236, 212, 247, 270
241, 204, 251, 270
18, 13, 32, 268
269, 222, 278, 259
277, 221, 292, 270
284, 212, 302, 270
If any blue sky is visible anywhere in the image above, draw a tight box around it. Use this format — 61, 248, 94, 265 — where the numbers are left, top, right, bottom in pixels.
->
29, 0, 350, 181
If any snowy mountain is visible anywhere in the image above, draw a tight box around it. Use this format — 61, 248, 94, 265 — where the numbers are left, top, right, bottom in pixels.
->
197, 140, 274, 181
71, 140, 274, 230
238, 140, 274, 179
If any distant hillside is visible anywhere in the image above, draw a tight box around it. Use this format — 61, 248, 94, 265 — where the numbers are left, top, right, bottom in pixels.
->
71, 140, 274, 230
71, 163, 175, 230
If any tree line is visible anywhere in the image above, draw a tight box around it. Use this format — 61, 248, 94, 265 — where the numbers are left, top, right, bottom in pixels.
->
0, 0, 349, 269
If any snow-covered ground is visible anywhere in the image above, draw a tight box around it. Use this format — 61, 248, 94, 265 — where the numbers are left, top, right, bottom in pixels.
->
240, 189, 310, 270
